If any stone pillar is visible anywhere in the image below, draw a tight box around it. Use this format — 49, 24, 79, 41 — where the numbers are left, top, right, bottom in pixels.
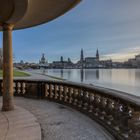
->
2, 24, 14, 111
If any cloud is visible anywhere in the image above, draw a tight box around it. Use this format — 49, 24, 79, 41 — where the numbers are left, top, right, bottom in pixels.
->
101, 46, 140, 62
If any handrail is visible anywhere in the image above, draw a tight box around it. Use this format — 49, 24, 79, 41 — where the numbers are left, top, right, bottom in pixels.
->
0, 79, 140, 140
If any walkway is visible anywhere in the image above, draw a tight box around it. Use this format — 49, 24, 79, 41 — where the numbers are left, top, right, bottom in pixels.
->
0, 97, 114, 140
13, 69, 56, 81
15, 97, 114, 140
0, 100, 41, 140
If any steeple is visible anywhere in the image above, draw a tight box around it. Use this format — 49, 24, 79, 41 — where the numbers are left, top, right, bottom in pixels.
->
60, 56, 63, 62
68, 57, 71, 63
96, 48, 99, 61
80, 48, 84, 62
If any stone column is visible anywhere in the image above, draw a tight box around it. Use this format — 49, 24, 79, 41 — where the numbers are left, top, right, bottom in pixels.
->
2, 24, 14, 111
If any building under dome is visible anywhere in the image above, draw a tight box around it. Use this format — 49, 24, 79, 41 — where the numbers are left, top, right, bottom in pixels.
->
39, 53, 48, 67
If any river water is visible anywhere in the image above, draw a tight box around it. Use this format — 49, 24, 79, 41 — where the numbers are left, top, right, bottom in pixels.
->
34, 69, 140, 97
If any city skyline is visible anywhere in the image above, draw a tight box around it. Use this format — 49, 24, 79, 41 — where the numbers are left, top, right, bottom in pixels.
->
1, 0, 140, 62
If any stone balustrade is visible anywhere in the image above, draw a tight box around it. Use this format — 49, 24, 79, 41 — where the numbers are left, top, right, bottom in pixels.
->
0, 79, 140, 140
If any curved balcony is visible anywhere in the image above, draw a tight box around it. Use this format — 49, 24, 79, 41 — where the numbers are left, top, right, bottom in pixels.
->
0, 79, 140, 140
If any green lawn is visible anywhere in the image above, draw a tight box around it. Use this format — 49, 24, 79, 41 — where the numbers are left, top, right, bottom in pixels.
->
0, 70, 30, 77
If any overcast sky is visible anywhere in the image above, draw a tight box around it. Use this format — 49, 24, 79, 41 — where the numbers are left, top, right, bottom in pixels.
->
1, 0, 140, 63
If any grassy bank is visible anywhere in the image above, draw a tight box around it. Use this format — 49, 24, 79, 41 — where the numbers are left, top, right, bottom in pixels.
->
0, 70, 30, 77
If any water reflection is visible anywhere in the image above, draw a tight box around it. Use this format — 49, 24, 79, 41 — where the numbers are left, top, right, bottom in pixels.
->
96, 69, 99, 79
135, 69, 140, 86
84, 69, 99, 82
67, 69, 71, 80
43, 69, 140, 96
99, 69, 112, 82
42, 69, 46, 75
80, 69, 84, 82
60, 69, 63, 78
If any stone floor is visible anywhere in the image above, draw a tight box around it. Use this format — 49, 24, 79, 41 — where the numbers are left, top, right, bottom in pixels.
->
16, 97, 114, 140
0, 101, 41, 140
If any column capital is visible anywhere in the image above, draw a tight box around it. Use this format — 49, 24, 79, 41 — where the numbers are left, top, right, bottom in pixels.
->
2, 23, 14, 31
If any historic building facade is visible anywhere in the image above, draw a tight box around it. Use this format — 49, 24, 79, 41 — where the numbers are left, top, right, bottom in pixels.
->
39, 53, 48, 67
125, 53, 140, 68
77, 49, 100, 68
50, 56, 74, 69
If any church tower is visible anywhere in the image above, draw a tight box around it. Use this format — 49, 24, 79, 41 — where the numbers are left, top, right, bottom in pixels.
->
80, 49, 84, 62
60, 56, 63, 62
96, 49, 99, 61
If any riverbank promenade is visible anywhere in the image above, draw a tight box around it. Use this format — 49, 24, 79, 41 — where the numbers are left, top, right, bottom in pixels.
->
0, 97, 113, 140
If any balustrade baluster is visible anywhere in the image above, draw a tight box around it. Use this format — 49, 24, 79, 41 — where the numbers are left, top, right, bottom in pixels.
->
88, 93, 94, 113
59, 85, 63, 101
44, 83, 49, 97
23, 82, 26, 94
77, 89, 83, 108
98, 96, 106, 120
70, 88, 74, 104
20, 82, 25, 95
128, 110, 140, 139
54, 84, 58, 99
18, 82, 21, 94
73, 88, 78, 106
111, 100, 121, 131
105, 98, 114, 125
82, 91, 89, 110
93, 94, 100, 116
49, 84, 53, 98
19, 82, 22, 95
119, 104, 132, 138
14, 82, 18, 95
68, 87, 72, 104
64, 86, 68, 102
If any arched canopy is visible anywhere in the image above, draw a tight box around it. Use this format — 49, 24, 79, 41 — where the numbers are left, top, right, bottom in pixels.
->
0, 0, 81, 30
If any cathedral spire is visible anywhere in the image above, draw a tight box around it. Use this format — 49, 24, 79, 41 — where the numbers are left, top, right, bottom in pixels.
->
80, 48, 84, 62
96, 48, 99, 61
